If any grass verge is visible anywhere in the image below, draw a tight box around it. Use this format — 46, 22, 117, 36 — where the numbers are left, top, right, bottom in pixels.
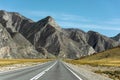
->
95, 70, 120, 80
64, 59, 120, 80
64, 59, 120, 67
0, 59, 53, 67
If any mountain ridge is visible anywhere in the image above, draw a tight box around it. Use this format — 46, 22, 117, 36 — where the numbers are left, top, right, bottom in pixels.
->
111, 33, 120, 42
0, 10, 119, 59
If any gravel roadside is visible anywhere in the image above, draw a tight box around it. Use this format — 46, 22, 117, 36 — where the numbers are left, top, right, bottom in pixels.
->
64, 62, 113, 80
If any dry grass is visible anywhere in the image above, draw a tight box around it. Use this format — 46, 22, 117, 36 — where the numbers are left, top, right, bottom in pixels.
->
65, 47, 120, 67
64, 47, 120, 80
95, 70, 120, 80
65, 59, 120, 80
65, 59, 120, 67
80, 47, 120, 60
0, 59, 53, 67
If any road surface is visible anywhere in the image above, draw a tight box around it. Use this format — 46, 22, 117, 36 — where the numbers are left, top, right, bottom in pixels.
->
0, 60, 87, 80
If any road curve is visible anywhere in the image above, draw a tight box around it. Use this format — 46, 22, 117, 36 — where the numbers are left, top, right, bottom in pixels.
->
0, 60, 87, 80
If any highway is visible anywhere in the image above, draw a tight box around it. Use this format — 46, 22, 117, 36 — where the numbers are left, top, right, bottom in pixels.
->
0, 60, 87, 80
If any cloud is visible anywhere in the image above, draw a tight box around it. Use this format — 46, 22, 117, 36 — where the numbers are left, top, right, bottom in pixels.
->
27, 11, 54, 17
22, 10, 120, 31
24, 10, 91, 22
57, 14, 90, 22
58, 21, 120, 31
104, 18, 120, 25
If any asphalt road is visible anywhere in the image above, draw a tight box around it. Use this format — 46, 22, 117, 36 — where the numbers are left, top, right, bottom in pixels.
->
0, 60, 87, 80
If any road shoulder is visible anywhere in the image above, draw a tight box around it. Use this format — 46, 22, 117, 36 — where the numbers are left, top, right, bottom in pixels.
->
64, 62, 112, 80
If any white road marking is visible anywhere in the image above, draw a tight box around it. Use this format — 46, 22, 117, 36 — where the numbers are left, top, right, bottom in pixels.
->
30, 61, 57, 80
65, 64, 83, 80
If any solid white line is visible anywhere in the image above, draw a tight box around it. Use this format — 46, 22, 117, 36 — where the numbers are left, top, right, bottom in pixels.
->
65, 65, 83, 80
30, 61, 57, 80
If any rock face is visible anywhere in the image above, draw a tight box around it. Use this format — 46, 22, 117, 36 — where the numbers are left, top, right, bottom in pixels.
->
23, 16, 95, 59
111, 33, 120, 42
0, 10, 43, 59
0, 24, 42, 58
87, 31, 119, 52
0, 10, 119, 59
64, 29, 95, 56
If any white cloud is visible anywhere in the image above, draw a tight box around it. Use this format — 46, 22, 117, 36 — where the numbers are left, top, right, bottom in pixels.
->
24, 10, 91, 22
104, 18, 120, 25
58, 21, 120, 31
27, 11, 55, 17
22, 10, 120, 31
57, 14, 90, 22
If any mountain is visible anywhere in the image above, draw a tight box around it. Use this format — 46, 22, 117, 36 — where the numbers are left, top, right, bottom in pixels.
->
23, 16, 95, 59
0, 10, 44, 59
111, 33, 120, 42
0, 10, 119, 59
0, 10, 34, 34
0, 23, 43, 59
87, 31, 119, 52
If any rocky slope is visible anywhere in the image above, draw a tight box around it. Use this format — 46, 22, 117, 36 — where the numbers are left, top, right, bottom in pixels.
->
25, 16, 95, 58
111, 33, 120, 42
0, 23, 42, 58
0, 10, 119, 59
0, 10, 34, 34
87, 31, 119, 52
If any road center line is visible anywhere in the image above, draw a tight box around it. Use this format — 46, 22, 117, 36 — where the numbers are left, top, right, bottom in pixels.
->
65, 64, 83, 80
30, 61, 57, 80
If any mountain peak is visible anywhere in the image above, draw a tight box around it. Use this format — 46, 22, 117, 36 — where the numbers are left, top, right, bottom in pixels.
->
0, 10, 6, 13
117, 33, 120, 36
112, 33, 120, 41
38, 16, 61, 31
44, 16, 55, 23
0, 10, 8, 18
45, 16, 53, 20
0, 10, 33, 22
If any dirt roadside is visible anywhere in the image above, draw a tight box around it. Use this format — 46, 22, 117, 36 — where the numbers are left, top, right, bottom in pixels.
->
64, 62, 114, 80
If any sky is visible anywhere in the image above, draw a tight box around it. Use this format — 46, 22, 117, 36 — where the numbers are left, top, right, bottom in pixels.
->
0, 0, 120, 37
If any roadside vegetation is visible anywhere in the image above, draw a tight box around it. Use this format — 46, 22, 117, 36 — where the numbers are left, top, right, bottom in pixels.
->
65, 47, 120, 67
0, 59, 52, 67
64, 47, 120, 80
95, 70, 120, 80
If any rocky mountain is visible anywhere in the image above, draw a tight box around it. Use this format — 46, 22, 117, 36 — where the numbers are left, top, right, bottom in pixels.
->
0, 10, 119, 59
24, 17, 95, 58
0, 10, 34, 34
0, 23, 43, 59
0, 10, 44, 59
87, 31, 119, 52
111, 33, 120, 42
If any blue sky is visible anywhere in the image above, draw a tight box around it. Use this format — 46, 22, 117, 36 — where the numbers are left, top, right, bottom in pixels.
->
0, 0, 120, 37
